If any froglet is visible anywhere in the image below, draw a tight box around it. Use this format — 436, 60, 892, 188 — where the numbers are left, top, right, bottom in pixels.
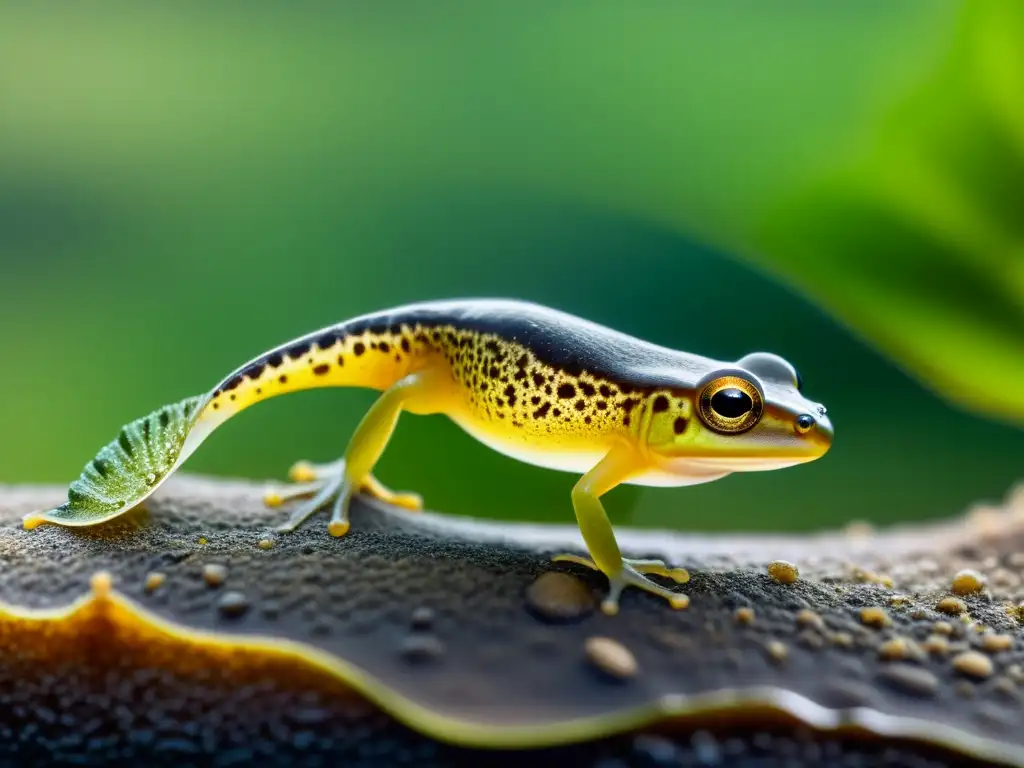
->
26, 299, 833, 614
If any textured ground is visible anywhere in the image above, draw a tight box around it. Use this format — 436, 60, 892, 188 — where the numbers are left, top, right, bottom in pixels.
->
1, 476, 1024, 767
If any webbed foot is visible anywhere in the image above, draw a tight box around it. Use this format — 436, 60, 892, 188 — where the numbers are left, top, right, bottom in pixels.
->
552, 554, 690, 615
264, 458, 422, 536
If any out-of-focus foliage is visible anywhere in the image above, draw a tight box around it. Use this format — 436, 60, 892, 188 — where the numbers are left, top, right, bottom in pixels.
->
0, 1, 1020, 533
757, 0, 1024, 425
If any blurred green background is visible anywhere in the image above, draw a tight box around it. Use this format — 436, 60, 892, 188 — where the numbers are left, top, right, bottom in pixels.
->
1, 2, 1021, 532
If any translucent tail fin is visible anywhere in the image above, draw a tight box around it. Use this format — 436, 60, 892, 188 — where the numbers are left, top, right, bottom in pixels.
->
24, 394, 207, 529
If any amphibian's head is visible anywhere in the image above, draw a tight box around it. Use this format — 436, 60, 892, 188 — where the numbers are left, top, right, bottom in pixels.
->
646, 352, 832, 473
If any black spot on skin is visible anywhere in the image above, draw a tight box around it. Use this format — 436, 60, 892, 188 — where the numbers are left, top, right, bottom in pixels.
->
212, 402, 220, 410
619, 384, 635, 396
596, 400, 607, 410
286, 342, 311, 359
183, 401, 194, 416
230, 394, 236, 401
557, 383, 576, 399
266, 353, 283, 368
584, 416, 592, 424
337, 355, 344, 366
489, 366, 500, 379
92, 459, 108, 478
497, 412, 506, 419
485, 340, 500, 353
401, 338, 411, 353
553, 407, 562, 417
353, 342, 366, 356
514, 370, 527, 381
504, 384, 516, 398
432, 330, 442, 341
388, 324, 402, 336
378, 341, 390, 354
532, 372, 545, 388
531, 395, 541, 405
315, 332, 337, 350
532, 402, 551, 419
599, 384, 613, 398
142, 419, 152, 441
481, 382, 489, 391
118, 430, 134, 457
563, 362, 583, 378
512, 419, 524, 429
394, 353, 401, 362
223, 375, 243, 392
652, 395, 670, 413
544, 385, 552, 396
242, 363, 265, 380
415, 333, 428, 344
370, 342, 377, 350
674, 416, 688, 435
623, 415, 631, 427
622, 398, 639, 413
159, 410, 170, 428
256, 388, 262, 395
580, 382, 596, 397
574, 399, 586, 411
279, 375, 288, 384
313, 363, 330, 376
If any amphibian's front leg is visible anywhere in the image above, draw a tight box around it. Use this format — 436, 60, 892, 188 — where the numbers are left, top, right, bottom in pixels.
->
554, 443, 690, 615
267, 370, 442, 537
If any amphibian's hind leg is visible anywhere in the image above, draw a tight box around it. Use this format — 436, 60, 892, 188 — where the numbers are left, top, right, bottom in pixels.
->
265, 371, 439, 537
552, 444, 690, 616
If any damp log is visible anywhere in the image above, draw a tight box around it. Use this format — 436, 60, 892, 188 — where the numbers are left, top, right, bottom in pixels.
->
1, 477, 1024, 767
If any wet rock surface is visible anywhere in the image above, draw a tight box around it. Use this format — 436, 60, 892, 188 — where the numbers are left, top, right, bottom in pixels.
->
1, 476, 1023, 767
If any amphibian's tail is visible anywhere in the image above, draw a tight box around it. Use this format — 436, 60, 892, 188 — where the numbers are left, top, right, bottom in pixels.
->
26, 317, 428, 530
24, 395, 207, 529
195, 318, 422, 432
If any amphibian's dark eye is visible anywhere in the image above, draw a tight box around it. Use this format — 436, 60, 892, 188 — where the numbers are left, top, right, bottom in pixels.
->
697, 375, 763, 434
795, 414, 815, 434
711, 388, 752, 419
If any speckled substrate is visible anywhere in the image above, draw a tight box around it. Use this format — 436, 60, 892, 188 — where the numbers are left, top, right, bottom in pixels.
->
2, 477, 1024, 768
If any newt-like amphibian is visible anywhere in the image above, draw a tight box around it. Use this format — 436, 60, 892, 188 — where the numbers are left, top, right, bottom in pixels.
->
26, 299, 833, 613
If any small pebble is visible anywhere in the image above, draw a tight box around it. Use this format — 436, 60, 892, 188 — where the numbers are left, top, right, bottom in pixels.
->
932, 621, 954, 635
877, 665, 939, 698
585, 636, 638, 681
830, 632, 853, 648
589, 638, 634, 684
526, 572, 595, 622
952, 650, 994, 679
878, 637, 910, 660
937, 596, 967, 615
144, 571, 166, 592
923, 635, 949, 655
981, 634, 1013, 653
767, 560, 799, 584
765, 640, 788, 664
734, 607, 755, 625
795, 609, 824, 631
951, 569, 986, 595
202, 563, 229, 587
400, 634, 445, 663
410, 606, 435, 629
860, 607, 889, 628
217, 591, 249, 618
257, 538, 274, 550
1007, 664, 1024, 684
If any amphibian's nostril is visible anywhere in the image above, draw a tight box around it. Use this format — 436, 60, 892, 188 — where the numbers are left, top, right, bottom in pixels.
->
795, 414, 815, 434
